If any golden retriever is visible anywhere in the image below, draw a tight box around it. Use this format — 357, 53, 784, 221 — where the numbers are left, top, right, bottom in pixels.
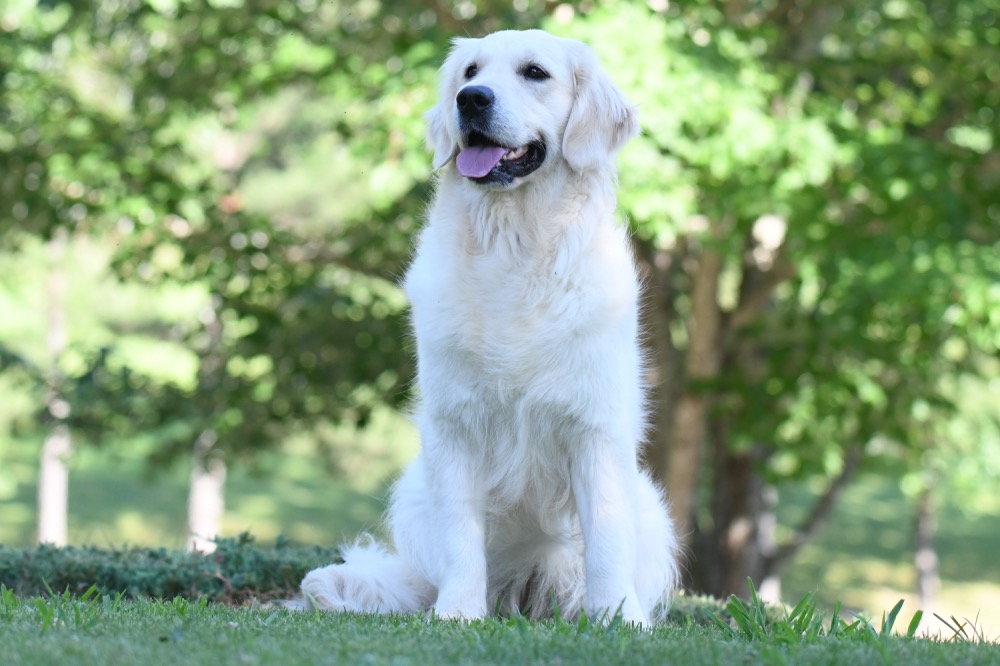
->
299, 29, 679, 626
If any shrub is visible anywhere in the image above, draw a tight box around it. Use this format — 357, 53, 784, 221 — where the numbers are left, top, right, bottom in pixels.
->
0, 533, 338, 604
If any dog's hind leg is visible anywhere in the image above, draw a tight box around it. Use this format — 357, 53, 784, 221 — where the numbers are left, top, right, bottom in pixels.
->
299, 537, 435, 613
388, 450, 490, 620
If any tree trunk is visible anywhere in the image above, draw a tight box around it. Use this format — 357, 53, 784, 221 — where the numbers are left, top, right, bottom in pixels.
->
697, 446, 861, 600
914, 485, 938, 614
693, 433, 778, 600
187, 430, 226, 553
756, 483, 781, 603
186, 292, 227, 553
38, 228, 71, 546
187, 429, 226, 553
639, 220, 806, 596
37, 425, 71, 545
665, 244, 724, 544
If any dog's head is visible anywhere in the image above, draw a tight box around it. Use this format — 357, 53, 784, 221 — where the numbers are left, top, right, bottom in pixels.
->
425, 30, 638, 188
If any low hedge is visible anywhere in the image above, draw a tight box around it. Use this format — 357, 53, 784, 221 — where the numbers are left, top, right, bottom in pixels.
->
0, 533, 339, 605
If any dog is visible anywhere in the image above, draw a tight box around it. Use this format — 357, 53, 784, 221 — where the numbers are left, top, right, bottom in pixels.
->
299, 29, 679, 626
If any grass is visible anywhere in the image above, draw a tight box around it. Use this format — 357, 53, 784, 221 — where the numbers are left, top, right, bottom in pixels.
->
2, 585, 997, 666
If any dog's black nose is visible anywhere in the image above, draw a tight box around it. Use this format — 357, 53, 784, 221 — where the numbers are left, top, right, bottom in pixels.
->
456, 86, 494, 115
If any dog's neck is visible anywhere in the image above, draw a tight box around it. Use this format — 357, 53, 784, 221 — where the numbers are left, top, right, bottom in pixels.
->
437, 163, 619, 258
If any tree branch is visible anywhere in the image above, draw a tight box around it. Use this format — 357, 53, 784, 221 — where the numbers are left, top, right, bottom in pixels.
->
728, 258, 797, 333
766, 446, 863, 574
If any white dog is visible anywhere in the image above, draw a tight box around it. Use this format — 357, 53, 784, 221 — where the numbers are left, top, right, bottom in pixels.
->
300, 29, 679, 626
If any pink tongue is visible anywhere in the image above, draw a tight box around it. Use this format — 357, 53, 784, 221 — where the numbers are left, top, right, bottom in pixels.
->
456, 145, 507, 178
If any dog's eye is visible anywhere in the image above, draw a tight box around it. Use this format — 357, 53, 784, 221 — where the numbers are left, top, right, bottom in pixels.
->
464, 64, 478, 79
521, 64, 550, 81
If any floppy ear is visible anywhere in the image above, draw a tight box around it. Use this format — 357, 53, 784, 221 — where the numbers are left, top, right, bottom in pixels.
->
424, 99, 457, 170
425, 38, 473, 170
561, 45, 639, 173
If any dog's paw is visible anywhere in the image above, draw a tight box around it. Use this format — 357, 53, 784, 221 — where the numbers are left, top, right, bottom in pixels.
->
431, 607, 487, 622
432, 588, 487, 621
588, 593, 650, 628
300, 564, 353, 612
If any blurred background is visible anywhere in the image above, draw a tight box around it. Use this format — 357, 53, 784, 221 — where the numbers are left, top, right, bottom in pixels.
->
1, 0, 998, 633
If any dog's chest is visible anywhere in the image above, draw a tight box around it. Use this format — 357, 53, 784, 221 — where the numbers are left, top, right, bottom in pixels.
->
447, 257, 586, 372
404, 218, 638, 387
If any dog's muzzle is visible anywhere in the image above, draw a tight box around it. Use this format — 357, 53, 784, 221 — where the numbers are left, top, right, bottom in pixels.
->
454, 85, 546, 185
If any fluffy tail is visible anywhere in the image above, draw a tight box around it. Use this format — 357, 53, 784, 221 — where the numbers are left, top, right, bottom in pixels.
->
292, 537, 434, 614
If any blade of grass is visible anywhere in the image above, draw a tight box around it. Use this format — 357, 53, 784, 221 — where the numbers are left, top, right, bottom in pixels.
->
882, 599, 905, 634
906, 610, 924, 639
828, 600, 842, 638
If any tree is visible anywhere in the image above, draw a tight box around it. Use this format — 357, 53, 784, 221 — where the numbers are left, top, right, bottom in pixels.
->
560, 0, 1000, 598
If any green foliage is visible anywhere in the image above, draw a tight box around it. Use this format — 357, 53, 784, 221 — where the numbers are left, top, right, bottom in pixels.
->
0, 0, 448, 466
561, 2, 840, 233
0, 534, 338, 604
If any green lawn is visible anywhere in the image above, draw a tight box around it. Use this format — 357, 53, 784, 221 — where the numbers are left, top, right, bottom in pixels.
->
2, 591, 997, 666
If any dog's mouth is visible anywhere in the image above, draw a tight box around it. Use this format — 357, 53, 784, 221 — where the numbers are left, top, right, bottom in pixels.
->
456, 132, 546, 185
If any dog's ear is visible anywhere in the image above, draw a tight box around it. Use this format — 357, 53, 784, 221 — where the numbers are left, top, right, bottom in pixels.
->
424, 99, 457, 170
425, 39, 472, 170
561, 44, 639, 173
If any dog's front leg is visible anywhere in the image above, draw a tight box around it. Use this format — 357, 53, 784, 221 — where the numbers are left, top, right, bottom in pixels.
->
423, 428, 488, 621
572, 444, 647, 626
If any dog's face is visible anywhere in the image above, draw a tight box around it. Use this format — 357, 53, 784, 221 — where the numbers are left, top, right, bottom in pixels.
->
425, 30, 639, 188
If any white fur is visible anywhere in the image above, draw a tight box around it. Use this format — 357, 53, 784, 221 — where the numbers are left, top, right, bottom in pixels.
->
299, 29, 679, 626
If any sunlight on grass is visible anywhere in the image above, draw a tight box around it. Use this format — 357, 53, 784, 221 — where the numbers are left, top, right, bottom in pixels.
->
0, 502, 33, 539
112, 512, 179, 549
822, 558, 914, 593
0, 432, 396, 550
858, 582, 1000, 639
782, 479, 1000, 639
